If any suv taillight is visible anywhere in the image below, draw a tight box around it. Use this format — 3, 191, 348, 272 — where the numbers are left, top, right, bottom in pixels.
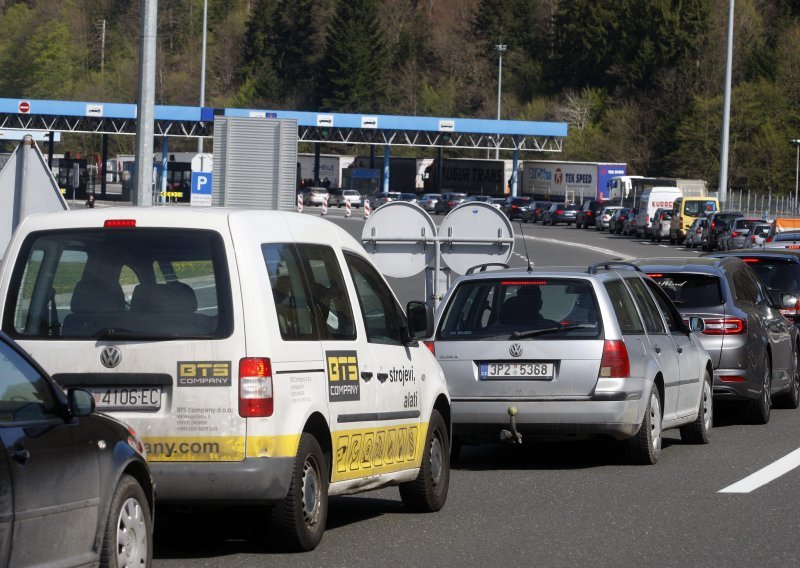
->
599, 340, 630, 378
239, 357, 273, 417
702, 317, 746, 335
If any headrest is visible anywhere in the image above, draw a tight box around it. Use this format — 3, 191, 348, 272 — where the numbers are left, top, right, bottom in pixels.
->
70, 279, 125, 313
131, 282, 197, 313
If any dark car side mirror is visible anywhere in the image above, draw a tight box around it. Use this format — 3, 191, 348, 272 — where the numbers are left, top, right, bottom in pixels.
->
405, 301, 433, 342
781, 294, 799, 310
68, 388, 95, 417
688, 316, 705, 333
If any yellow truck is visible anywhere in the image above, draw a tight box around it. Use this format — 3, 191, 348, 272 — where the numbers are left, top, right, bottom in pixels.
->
669, 196, 720, 244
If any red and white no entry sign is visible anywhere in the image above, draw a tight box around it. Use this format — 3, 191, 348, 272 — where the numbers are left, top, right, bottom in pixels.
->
18, 101, 30, 113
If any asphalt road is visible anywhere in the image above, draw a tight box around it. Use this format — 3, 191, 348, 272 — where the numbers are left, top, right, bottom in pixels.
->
152, 207, 800, 567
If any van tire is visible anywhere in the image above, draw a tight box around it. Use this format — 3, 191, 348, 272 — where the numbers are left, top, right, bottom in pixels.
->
400, 410, 450, 512
100, 475, 152, 568
274, 433, 328, 551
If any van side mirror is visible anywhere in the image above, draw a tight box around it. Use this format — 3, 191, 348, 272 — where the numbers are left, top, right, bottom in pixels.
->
405, 301, 433, 342
688, 316, 705, 333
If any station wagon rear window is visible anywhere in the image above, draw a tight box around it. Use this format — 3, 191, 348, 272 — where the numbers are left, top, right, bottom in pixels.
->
3, 229, 233, 340
647, 273, 723, 308
438, 279, 601, 340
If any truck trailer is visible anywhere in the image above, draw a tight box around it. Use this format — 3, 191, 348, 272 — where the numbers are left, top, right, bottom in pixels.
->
521, 161, 627, 202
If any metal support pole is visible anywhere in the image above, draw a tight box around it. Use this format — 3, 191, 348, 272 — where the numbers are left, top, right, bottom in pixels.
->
100, 133, 108, 199
436, 146, 443, 195
197, 0, 208, 154
160, 136, 169, 204
747, 190, 750, 216
133, 0, 158, 206
494, 44, 506, 160
314, 143, 321, 186
511, 140, 519, 197
383, 144, 390, 194
47, 131, 54, 169
718, 0, 734, 208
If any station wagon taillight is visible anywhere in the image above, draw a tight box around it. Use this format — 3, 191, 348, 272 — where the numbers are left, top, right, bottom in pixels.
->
239, 357, 273, 417
556, 209, 564, 215
702, 317, 746, 335
599, 340, 630, 378
731, 231, 740, 238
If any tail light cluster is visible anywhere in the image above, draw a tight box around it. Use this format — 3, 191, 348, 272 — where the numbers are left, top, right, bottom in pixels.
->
239, 357, 273, 417
555, 209, 564, 215
599, 340, 630, 378
701, 317, 746, 335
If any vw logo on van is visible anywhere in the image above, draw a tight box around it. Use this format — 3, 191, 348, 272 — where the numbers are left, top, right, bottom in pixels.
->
100, 346, 122, 368
509, 343, 523, 358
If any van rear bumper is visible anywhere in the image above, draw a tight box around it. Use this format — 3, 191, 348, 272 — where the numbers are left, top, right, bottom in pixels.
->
150, 457, 294, 504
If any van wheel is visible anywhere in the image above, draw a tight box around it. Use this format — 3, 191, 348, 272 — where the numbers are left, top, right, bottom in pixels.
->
625, 385, 662, 465
100, 475, 152, 568
400, 410, 450, 512
680, 371, 712, 444
749, 355, 772, 424
274, 433, 328, 551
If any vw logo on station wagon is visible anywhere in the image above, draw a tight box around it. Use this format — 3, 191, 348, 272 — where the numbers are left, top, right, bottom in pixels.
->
100, 345, 122, 368
509, 343, 523, 358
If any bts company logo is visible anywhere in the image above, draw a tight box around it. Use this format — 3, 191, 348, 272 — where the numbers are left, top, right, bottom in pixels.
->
327, 350, 360, 402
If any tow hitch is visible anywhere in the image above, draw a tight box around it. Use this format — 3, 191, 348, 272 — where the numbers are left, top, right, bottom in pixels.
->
500, 406, 522, 444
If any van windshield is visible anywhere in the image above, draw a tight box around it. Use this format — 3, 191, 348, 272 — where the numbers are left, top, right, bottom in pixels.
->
684, 200, 717, 216
3, 229, 233, 340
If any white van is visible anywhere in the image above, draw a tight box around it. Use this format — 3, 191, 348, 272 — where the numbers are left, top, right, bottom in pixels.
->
635, 186, 683, 238
0, 207, 451, 551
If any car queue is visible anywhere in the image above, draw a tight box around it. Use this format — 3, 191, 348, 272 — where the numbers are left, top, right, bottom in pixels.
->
1, 203, 800, 565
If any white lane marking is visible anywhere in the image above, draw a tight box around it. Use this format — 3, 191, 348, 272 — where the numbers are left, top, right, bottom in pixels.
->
719, 447, 800, 493
516, 234, 634, 260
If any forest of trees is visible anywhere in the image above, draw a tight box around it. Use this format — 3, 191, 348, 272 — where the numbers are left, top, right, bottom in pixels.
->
0, 0, 799, 195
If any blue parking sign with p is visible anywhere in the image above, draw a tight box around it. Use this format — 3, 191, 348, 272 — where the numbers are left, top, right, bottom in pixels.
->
191, 172, 212, 206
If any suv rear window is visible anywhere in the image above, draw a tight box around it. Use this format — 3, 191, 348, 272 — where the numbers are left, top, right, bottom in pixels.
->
4, 229, 233, 340
745, 258, 800, 291
646, 273, 723, 308
438, 278, 601, 340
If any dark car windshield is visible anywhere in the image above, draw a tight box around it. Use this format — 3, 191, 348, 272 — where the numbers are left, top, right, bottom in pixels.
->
438, 278, 602, 340
744, 258, 800, 291
647, 273, 723, 308
4, 229, 233, 340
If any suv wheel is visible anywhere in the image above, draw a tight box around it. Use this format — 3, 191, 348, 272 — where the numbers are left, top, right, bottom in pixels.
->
749, 355, 772, 424
626, 385, 662, 465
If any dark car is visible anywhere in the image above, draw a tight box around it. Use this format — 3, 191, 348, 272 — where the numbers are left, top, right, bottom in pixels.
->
0, 331, 154, 566
434, 192, 468, 215
575, 200, 605, 229
609, 208, 632, 234
704, 250, 800, 329
633, 257, 799, 423
522, 200, 551, 223
502, 196, 532, 220
702, 210, 744, 251
542, 202, 579, 226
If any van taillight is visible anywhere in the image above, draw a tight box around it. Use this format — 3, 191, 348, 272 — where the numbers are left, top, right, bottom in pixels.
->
239, 357, 273, 417
599, 340, 630, 378
104, 219, 136, 228
702, 318, 746, 335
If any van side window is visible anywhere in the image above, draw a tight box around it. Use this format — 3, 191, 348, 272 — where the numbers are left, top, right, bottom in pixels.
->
296, 244, 356, 341
344, 253, 403, 346
262, 244, 318, 341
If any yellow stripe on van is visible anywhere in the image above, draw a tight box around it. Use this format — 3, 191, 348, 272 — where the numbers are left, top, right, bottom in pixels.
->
143, 436, 245, 462
331, 422, 429, 482
246, 434, 302, 458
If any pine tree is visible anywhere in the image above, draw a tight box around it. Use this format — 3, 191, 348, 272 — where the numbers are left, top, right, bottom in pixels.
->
317, 0, 388, 113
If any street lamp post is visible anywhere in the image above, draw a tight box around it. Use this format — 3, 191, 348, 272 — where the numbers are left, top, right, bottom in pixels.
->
494, 44, 506, 160
793, 139, 800, 214
197, 0, 208, 154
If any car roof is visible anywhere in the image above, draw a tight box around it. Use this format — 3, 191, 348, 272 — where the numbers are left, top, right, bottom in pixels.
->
632, 256, 743, 274
704, 250, 800, 262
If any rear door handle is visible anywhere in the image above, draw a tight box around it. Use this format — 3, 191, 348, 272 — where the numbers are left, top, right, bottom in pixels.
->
11, 449, 30, 463
654, 346, 661, 354
377, 373, 389, 383
360, 371, 373, 382
676, 347, 683, 354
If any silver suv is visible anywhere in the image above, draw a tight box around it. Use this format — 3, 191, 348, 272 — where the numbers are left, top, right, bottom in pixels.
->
431, 262, 713, 464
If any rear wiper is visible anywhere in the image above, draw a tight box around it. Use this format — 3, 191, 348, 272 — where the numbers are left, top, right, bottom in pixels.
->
510, 324, 593, 339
